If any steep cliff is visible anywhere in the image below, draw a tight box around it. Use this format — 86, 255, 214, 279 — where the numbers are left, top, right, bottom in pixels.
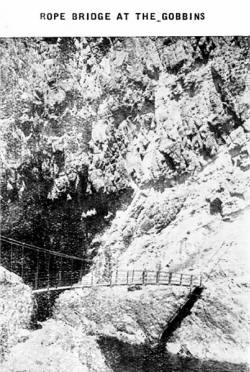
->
1, 37, 249, 258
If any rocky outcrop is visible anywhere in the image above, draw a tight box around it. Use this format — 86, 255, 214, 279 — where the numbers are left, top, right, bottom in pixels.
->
0, 267, 33, 363
91, 129, 250, 276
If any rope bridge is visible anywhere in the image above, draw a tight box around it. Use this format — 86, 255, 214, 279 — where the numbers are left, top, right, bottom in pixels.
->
0, 235, 85, 292
1, 235, 234, 349
0, 235, 203, 294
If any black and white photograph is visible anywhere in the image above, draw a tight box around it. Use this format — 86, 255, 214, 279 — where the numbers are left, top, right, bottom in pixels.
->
0, 34, 249, 371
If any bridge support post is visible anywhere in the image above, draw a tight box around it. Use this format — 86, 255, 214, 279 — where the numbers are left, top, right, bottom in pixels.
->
159, 286, 204, 349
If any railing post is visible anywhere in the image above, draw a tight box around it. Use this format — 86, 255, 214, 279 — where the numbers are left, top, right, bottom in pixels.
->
115, 269, 118, 285
70, 258, 73, 287
190, 275, 193, 289
156, 270, 160, 284
58, 257, 63, 287
47, 253, 50, 290
10, 243, 13, 272
21, 244, 24, 278
79, 262, 83, 281
168, 272, 172, 285
91, 272, 94, 286
35, 251, 39, 290
35, 270, 38, 290
58, 270, 62, 288
180, 274, 183, 286
126, 270, 129, 285
131, 270, 135, 284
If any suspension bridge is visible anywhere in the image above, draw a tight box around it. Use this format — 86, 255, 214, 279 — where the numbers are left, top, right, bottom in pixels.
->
0, 235, 203, 294
1, 234, 231, 347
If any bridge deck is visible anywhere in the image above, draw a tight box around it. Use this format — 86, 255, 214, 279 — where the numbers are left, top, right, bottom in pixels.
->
32, 272, 203, 294
0, 235, 203, 294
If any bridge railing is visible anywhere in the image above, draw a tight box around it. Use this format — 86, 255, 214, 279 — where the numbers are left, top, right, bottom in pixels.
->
0, 235, 85, 290
0, 236, 203, 292
79, 269, 202, 290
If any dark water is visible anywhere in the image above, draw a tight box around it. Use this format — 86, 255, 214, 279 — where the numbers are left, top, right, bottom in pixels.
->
98, 337, 249, 372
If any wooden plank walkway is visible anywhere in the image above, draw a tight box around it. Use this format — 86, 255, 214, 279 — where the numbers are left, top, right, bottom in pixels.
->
32, 270, 203, 294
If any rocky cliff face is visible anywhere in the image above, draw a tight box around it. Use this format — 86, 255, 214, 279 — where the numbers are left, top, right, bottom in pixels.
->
0, 267, 33, 363
0, 37, 250, 371
1, 37, 249, 255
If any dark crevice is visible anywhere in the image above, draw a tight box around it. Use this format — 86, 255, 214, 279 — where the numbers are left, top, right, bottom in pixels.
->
211, 66, 243, 129
209, 198, 223, 216
30, 292, 63, 325
167, 59, 186, 75
160, 151, 176, 172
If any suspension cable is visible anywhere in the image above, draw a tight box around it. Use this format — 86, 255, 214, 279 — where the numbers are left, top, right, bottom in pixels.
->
0, 235, 85, 262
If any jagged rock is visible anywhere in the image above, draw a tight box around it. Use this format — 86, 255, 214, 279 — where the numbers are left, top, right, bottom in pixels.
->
243, 117, 250, 132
